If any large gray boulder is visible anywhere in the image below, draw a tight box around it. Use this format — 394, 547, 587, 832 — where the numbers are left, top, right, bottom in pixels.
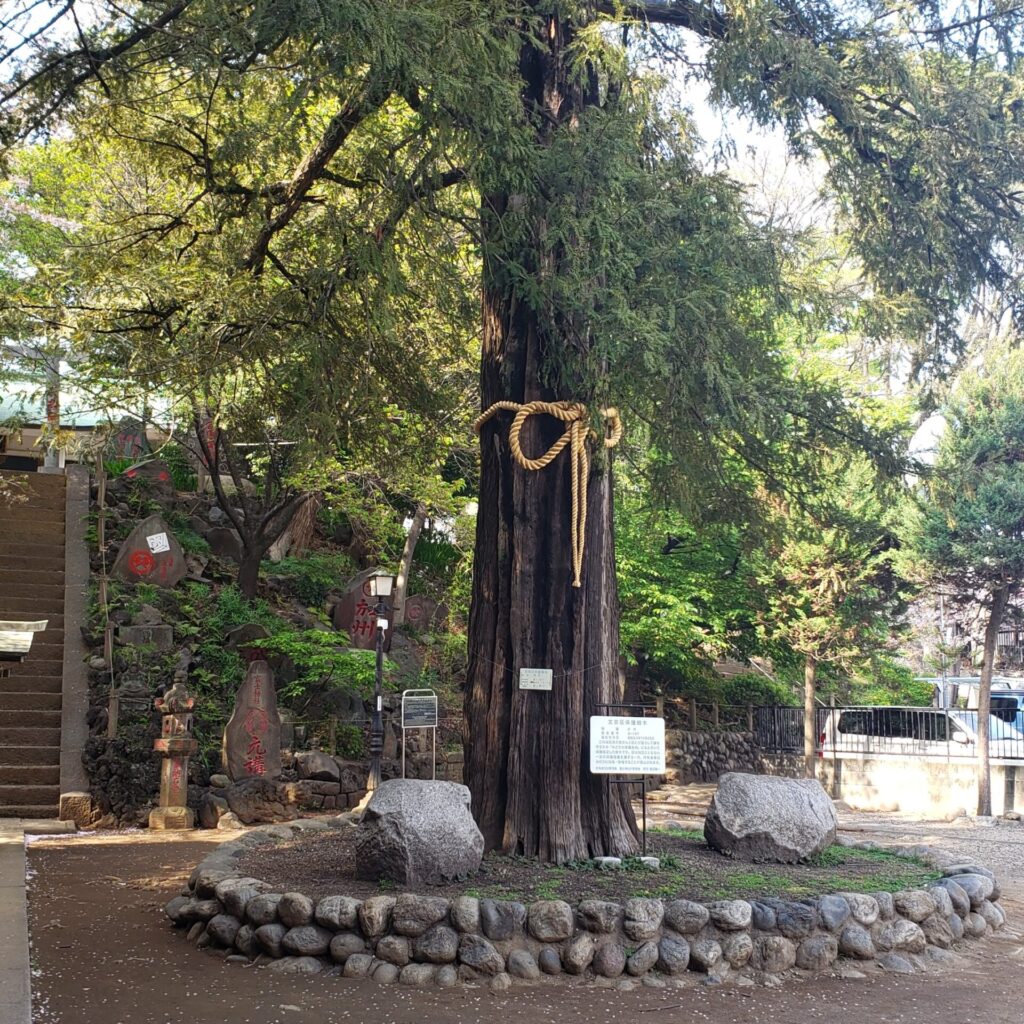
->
704, 772, 837, 863
354, 780, 484, 885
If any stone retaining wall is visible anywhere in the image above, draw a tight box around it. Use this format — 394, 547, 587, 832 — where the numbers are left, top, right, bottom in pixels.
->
666, 731, 805, 784
164, 820, 1007, 990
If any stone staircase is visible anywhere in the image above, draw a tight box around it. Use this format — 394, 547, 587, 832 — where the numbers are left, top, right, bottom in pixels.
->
0, 471, 67, 818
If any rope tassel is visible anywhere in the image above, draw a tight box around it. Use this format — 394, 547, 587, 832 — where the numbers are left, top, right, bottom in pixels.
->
473, 400, 623, 587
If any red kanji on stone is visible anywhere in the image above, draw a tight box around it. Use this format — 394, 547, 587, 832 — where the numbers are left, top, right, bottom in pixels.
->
244, 735, 266, 775
128, 550, 155, 576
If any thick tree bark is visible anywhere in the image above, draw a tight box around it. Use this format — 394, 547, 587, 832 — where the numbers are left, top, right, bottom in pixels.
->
237, 552, 262, 600
803, 654, 818, 778
463, 9, 638, 861
393, 503, 427, 627
977, 585, 1010, 816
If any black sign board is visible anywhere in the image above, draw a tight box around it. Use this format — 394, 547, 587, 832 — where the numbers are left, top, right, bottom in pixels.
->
402, 691, 438, 729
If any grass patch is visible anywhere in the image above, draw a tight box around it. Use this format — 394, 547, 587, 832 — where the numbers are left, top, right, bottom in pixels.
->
246, 830, 940, 905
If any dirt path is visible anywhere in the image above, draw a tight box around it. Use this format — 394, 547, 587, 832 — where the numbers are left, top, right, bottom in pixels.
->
26, 827, 1024, 1024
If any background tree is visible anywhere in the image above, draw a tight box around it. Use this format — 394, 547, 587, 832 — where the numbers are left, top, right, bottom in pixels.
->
905, 339, 1024, 814
757, 458, 908, 774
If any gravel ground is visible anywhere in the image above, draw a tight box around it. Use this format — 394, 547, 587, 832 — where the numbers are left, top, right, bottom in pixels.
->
835, 813, 1024, 885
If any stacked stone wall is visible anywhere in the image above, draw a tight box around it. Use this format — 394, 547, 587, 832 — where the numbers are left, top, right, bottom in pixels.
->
665, 730, 806, 784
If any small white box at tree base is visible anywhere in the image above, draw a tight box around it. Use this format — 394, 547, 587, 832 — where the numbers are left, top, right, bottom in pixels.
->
589, 716, 666, 775
519, 667, 553, 690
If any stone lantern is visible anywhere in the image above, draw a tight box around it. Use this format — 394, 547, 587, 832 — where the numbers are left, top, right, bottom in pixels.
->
150, 681, 198, 830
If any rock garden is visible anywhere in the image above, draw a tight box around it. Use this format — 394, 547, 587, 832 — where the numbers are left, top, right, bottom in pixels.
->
163, 774, 1009, 992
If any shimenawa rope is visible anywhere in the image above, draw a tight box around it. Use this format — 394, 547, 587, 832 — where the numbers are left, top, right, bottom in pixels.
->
472, 400, 623, 587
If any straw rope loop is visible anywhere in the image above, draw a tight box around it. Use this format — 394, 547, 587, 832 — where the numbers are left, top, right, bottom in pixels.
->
473, 400, 623, 587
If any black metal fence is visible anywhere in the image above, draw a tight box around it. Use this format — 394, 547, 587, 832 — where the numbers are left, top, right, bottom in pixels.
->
755, 704, 1024, 761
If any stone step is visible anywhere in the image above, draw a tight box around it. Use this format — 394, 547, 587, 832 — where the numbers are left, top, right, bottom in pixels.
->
0, 544, 66, 562
0, 528, 66, 547
10, 656, 64, 674
15, 654, 66, 672
0, 765, 59, 786
0, 493, 65, 508
0, 804, 61, 819
0, 745, 61, 766
0, 504, 66, 524
0, 673, 62, 693
0, 618, 65, 634
0, 783, 60, 805
0, 691, 62, 711
0, 596, 65, 615
0, 468, 67, 489
0, 496, 66, 514
0, 725, 61, 746
16, 646, 65, 664
0, 709, 61, 728
0, 493, 65, 512
0, 583, 66, 602
0, 554, 66, 574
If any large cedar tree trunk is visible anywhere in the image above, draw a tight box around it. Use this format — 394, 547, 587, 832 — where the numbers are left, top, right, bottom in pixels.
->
463, 10, 638, 861
977, 586, 1010, 816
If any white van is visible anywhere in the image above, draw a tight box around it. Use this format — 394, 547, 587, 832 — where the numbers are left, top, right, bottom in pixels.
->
818, 706, 1024, 759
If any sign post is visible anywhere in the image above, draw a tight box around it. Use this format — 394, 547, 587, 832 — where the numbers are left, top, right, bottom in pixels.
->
519, 667, 553, 691
590, 704, 665, 855
401, 688, 438, 780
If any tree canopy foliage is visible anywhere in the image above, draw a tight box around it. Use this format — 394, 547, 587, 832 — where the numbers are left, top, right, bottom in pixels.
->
5, 2, 1020, 510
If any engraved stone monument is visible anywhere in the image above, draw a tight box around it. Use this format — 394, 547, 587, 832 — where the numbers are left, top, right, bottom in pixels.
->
222, 646, 283, 781
111, 514, 187, 588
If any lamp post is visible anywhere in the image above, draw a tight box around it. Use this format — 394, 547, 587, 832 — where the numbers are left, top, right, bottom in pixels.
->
366, 570, 395, 795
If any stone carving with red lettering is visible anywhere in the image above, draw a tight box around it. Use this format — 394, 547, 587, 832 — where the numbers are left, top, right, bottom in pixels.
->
332, 569, 394, 652
105, 417, 151, 460
402, 595, 448, 631
111, 514, 187, 588
223, 654, 282, 781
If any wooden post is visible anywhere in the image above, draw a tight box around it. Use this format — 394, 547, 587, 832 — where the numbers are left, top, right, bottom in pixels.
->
103, 623, 113, 668
329, 715, 338, 756
688, 697, 697, 732
104, 622, 117, 737
106, 690, 119, 739
97, 465, 107, 548
655, 696, 664, 721
711, 702, 720, 729
747, 703, 754, 733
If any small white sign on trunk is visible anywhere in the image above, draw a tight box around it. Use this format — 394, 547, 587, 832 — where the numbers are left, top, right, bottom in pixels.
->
519, 667, 553, 691
589, 716, 665, 775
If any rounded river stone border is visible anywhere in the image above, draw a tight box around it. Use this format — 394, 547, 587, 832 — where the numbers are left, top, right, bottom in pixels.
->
164, 818, 1008, 991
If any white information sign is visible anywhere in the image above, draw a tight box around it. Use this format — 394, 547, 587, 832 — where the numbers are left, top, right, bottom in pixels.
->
589, 716, 665, 775
519, 667, 553, 691
146, 532, 171, 554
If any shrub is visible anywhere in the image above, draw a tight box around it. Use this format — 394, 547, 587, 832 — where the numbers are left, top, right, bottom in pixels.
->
272, 551, 356, 605
720, 672, 797, 707
250, 630, 393, 701
848, 658, 934, 706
